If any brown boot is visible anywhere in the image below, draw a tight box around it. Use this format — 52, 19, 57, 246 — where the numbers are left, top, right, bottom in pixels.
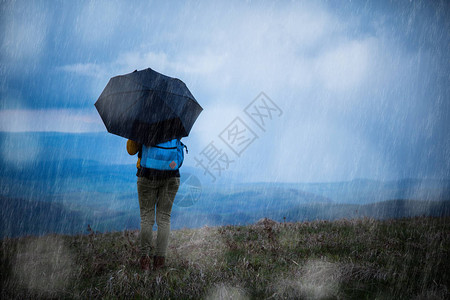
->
140, 255, 151, 271
153, 256, 165, 270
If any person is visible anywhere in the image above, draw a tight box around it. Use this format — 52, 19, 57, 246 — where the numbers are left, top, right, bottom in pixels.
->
127, 139, 181, 271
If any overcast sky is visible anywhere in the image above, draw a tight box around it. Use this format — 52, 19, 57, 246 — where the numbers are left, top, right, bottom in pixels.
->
1, 0, 449, 183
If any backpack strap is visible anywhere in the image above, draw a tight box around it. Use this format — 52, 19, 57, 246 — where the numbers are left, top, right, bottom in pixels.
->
138, 145, 142, 158
181, 141, 188, 154
153, 145, 177, 150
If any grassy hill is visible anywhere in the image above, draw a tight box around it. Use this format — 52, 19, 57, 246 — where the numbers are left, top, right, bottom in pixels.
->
1, 216, 448, 299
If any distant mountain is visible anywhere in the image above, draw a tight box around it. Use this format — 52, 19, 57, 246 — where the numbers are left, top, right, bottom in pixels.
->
2, 195, 449, 238
2, 131, 449, 205
0, 196, 140, 238
0, 196, 85, 237
292, 178, 450, 204
1, 131, 449, 238
0, 131, 130, 166
360, 199, 450, 219
279, 199, 450, 223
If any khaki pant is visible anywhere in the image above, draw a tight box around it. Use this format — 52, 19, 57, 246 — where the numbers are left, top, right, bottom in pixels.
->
137, 176, 180, 257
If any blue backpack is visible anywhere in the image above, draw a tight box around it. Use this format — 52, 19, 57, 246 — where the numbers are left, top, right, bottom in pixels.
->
141, 139, 186, 171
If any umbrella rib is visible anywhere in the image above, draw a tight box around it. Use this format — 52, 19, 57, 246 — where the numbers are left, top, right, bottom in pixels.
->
107, 90, 177, 126
113, 74, 199, 103
111, 91, 148, 122
106, 89, 198, 103
104, 90, 174, 121
106, 89, 201, 121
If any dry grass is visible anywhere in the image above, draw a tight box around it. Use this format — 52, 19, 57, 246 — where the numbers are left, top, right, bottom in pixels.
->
1, 216, 449, 299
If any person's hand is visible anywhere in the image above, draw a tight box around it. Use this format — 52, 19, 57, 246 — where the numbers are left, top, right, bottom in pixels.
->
127, 140, 141, 155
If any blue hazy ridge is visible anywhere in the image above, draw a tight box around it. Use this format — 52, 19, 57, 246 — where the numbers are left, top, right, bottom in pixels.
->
1, 132, 449, 238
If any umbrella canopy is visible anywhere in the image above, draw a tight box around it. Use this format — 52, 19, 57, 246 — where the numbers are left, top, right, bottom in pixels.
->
95, 68, 203, 146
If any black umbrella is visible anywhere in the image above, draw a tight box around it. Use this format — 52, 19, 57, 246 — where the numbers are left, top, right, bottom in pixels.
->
95, 68, 203, 146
